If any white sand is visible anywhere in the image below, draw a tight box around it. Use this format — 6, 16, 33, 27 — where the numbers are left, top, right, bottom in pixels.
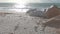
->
0, 12, 57, 34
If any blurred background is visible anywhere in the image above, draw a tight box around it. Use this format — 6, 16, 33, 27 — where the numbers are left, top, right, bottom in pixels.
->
0, 0, 60, 13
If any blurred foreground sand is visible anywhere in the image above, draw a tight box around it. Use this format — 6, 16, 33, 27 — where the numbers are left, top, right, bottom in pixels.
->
0, 12, 59, 34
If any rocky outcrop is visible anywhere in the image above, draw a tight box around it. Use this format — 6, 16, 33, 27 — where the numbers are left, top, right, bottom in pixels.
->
45, 5, 60, 18
26, 9, 45, 17
26, 5, 60, 18
41, 15, 60, 31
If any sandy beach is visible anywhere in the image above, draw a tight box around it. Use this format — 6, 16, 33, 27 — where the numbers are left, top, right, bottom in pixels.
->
0, 12, 58, 34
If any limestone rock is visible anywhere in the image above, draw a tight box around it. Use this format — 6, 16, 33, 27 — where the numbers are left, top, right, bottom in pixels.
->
45, 5, 60, 18
41, 15, 60, 31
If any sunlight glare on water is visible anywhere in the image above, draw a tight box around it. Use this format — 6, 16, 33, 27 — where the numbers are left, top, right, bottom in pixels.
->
14, 3, 28, 12
12, 0, 29, 12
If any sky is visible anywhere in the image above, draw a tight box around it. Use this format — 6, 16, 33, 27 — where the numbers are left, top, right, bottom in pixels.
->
0, 0, 60, 3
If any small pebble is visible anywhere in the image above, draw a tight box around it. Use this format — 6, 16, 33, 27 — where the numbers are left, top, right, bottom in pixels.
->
9, 33, 13, 34
34, 26, 38, 32
24, 28, 27, 29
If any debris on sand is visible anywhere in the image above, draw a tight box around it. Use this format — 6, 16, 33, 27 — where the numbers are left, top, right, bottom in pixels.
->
34, 26, 38, 32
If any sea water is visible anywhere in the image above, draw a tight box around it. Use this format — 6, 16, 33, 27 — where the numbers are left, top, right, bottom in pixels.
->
26, 3, 60, 11
27, 3, 60, 8
0, 3, 60, 12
